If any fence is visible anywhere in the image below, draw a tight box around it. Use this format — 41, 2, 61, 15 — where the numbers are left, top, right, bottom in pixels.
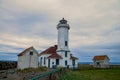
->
29, 68, 67, 80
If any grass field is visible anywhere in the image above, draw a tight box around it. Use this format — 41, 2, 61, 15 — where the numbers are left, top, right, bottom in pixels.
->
60, 68, 120, 80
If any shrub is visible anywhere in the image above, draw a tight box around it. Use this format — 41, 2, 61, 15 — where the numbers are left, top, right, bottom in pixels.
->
17, 66, 47, 73
37, 66, 47, 71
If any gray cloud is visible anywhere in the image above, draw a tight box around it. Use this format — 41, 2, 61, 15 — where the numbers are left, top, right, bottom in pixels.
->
0, 0, 120, 62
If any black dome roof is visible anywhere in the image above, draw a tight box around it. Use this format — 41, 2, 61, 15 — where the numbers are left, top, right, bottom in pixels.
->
59, 18, 67, 24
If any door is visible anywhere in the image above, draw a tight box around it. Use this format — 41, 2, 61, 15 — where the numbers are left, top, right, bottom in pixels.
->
40, 57, 42, 66
56, 59, 59, 65
72, 60, 75, 67
48, 59, 50, 68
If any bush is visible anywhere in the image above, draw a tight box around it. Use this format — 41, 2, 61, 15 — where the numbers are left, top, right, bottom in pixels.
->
17, 66, 47, 73
37, 66, 47, 71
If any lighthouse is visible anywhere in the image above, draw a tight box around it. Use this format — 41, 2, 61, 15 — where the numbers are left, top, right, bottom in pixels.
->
56, 18, 71, 67
38, 18, 78, 68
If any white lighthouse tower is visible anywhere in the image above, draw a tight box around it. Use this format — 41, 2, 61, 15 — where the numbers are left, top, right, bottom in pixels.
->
38, 18, 78, 68
57, 18, 70, 52
57, 18, 71, 67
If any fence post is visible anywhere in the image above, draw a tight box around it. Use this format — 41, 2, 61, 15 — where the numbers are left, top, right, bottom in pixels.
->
49, 73, 52, 80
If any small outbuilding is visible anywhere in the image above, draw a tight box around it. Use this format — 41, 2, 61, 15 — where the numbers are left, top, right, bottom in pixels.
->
93, 55, 110, 68
17, 46, 39, 69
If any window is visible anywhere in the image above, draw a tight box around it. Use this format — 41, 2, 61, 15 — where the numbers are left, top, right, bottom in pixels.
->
65, 41, 68, 46
65, 51, 67, 57
65, 60, 67, 66
97, 62, 100, 65
44, 57, 46, 65
30, 51, 33, 55
52, 62, 54, 64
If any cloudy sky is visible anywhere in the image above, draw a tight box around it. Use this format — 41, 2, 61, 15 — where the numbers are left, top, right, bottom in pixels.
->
0, 0, 120, 62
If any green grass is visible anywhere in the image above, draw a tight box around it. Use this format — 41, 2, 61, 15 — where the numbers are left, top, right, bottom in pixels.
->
60, 68, 120, 80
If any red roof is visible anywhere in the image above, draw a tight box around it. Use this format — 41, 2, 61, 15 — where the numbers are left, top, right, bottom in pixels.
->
18, 46, 38, 56
93, 55, 110, 61
70, 54, 78, 60
39, 45, 62, 59
39, 45, 57, 55
47, 53, 62, 59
